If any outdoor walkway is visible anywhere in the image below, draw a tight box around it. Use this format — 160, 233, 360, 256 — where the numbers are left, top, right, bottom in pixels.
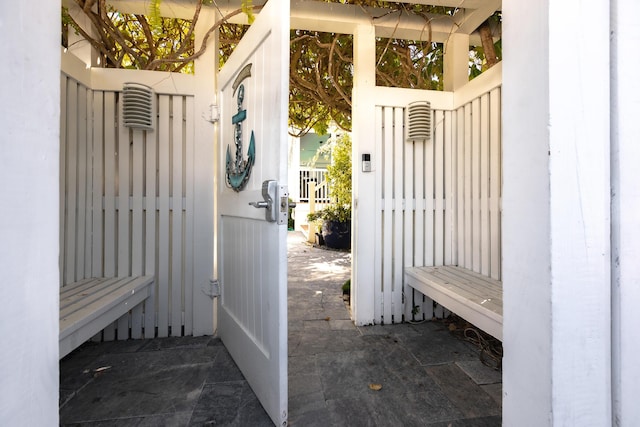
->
59, 231, 502, 426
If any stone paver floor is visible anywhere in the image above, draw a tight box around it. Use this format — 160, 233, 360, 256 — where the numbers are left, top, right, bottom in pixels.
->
59, 231, 501, 426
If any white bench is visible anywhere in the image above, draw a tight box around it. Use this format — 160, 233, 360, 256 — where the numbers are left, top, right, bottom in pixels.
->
404, 266, 503, 341
59, 276, 154, 359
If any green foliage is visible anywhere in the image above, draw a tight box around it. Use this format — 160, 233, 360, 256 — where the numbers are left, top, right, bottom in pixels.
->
325, 133, 352, 206
307, 133, 352, 224
241, 0, 256, 24
307, 204, 351, 223
342, 279, 351, 293
469, 39, 502, 80
376, 39, 444, 91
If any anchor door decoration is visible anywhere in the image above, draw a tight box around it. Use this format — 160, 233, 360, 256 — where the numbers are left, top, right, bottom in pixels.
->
225, 64, 255, 192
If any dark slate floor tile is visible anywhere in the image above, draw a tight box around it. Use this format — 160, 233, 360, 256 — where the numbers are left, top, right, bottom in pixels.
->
288, 390, 326, 420
206, 347, 245, 383
289, 354, 317, 377
456, 360, 502, 385
315, 346, 439, 401
82, 346, 220, 380
188, 381, 272, 426
326, 390, 463, 427
289, 329, 364, 356
289, 373, 323, 399
137, 335, 214, 351
481, 383, 503, 407
288, 405, 334, 427
426, 363, 501, 419
402, 327, 479, 366
60, 364, 211, 423
61, 411, 192, 427
426, 415, 502, 427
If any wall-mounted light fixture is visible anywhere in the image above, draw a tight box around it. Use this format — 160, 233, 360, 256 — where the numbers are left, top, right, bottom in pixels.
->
122, 82, 155, 131
406, 100, 431, 142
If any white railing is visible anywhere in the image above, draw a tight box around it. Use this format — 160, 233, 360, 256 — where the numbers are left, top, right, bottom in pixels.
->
299, 168, 331, 203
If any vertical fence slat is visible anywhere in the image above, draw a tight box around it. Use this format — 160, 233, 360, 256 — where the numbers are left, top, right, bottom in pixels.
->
117, 97, 131, 340
421, 108, 436, 318
85, 89, 95, 277
102, 92, 117, 341
490, 88, 502, 280
157, 95, 171, 337
471, 98, 481, 272
91, 92, 104, 277
65, 81, 78, 285
392, 107, 404, 323
77, 86, 89, 281
444, 110, 454, 265
424, 109, 435, 268
480, 94, 491, 276
382, 107, 394, 324
434, 110, 445, 266
463, 104, 472, 270
374, 107, 384, 323
456, 108, 465, 268
130, 128, 145, 339
184, 97, 195, 335
403, 111, 415, 322
412, 117, 426, 320
145, 107, 158, 337
59, 76, 68, 287
171, 96, 184, 336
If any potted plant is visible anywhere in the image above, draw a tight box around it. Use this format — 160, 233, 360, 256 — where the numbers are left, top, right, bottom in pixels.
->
307, 133, 352, 249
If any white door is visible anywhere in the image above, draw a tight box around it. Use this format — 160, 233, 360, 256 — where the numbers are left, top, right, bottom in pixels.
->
216, 0, 289, 425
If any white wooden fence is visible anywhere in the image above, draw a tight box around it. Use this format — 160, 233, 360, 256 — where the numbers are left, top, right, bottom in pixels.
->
373, 86, 502, 324
59, 74, 197, 339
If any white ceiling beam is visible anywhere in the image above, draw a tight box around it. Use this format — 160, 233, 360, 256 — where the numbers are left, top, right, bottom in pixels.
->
78, 0, 499, 43
288, 0, 459, 42
386, 0, 485, 9
453, 0, 501, 34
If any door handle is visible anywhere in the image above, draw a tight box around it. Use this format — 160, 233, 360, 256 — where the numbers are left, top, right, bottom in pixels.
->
248, 180, 295, 225
249, 201, 269, 209
249, 180, 277, 222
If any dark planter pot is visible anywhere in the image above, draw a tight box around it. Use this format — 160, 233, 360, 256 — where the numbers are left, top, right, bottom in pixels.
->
322, 220, 351, 250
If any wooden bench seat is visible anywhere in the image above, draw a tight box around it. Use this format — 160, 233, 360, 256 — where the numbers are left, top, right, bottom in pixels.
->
404, 266, 503, 341
59, 276, 154, 359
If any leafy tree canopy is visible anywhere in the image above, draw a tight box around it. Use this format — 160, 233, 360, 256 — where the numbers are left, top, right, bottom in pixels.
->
62, 0, 500, 137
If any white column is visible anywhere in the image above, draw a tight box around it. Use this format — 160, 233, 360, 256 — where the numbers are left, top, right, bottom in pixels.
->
192, 7, 217, 335
64, 2, 100, 67
503, 0, 611, 425
443, 33, 469, 92
611, 0, 640, 424
0, 1, 61, 424
352, 24, 376, 325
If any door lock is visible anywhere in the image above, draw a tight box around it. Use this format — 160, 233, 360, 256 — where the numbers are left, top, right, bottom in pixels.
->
249, 180, 295, 225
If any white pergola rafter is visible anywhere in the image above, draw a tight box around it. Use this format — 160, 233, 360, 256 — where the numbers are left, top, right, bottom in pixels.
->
101, 0, 500, 44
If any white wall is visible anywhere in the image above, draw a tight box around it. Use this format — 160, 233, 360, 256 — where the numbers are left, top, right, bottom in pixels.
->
0, 1, 61, 425
611, 1, 640, 424
503, 0, 612, 425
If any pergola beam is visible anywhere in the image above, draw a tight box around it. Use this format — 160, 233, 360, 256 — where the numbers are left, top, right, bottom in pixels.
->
75, 0, 500, 44
453, 0, 501, 34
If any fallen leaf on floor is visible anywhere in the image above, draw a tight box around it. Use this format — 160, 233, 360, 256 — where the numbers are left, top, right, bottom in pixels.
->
369, 383, 382, 391
448, 324, 457, 332
325, 317, 331, 321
